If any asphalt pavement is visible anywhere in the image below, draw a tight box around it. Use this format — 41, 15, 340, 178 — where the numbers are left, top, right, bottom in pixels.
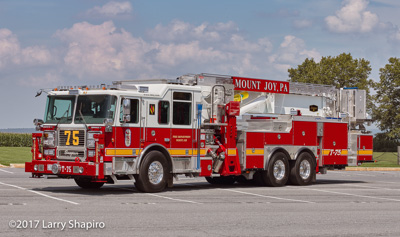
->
1, 168, 400, 236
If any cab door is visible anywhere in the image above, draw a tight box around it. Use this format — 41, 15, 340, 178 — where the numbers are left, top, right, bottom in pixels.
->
113, 97, 142, 157
170, 91, 193, 157
142, 97, 171, 148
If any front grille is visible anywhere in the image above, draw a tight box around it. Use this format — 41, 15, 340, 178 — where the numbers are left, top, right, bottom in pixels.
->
58, 149, 85, 160
58, 129, 85, 147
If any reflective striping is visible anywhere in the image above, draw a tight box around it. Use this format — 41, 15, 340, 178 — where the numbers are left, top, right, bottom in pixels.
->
322, 149, 348, 156
168, 149, 188, 156
227, 149, 237, 156
106, 149, 136, 156
105, 148, 207, 156
246, 149, 264, 155
358, 150, 373, 155
192, 149, 207, 156
169, 149, 207, 156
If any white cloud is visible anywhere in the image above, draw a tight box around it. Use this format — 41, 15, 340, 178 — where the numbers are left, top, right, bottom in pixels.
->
155, 41, 228, 67
325, 0, 379, 33
147, 20, 238, 42
18, 72, 63, 87
0, 28, 53, 69
293, 19, 313, 29
54, 21, 155, 79
269, 35, 321, 74
86, 1, 132, 18
52, 20, 283, 79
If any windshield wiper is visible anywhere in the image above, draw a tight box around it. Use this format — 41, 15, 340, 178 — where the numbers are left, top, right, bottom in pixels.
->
56, 105, 71, 126
78, 103, 88, 129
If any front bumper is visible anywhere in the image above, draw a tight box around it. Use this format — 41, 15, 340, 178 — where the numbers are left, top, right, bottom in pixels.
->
25, 160, 99, 177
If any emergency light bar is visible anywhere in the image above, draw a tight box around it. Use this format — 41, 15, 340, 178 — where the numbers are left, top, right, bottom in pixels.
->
55, 84, 111, 91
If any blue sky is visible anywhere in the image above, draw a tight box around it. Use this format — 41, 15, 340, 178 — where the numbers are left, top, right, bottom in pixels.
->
0, 0, 399, 129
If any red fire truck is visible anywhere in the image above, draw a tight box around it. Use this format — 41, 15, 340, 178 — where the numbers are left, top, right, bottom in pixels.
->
26, 73, 373, 192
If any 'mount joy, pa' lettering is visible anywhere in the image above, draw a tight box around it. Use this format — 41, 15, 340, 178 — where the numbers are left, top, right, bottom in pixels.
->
233, 77, 289, 94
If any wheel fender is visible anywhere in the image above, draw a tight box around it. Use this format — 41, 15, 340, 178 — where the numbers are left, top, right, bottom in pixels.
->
294, 148, 316, 168
136, 143, 173, 173
264, 147, 290, 170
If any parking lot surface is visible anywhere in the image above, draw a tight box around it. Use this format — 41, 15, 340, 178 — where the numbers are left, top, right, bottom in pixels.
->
1, 168, 400, 236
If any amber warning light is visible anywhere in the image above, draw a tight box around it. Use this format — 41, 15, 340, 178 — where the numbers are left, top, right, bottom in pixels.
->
233, 77, 289, 94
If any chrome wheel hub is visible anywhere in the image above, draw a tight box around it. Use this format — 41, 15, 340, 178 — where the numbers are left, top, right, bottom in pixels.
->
273, 160, 286, 180
148, 161, 164, 185
299, 160, 311, 180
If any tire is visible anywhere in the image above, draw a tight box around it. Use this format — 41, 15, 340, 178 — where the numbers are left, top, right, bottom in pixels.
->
289, 152, 315, 186
253, 171, 267, 186
262, 151, 289, 187
135, 150, 169, 193
205, 176, 236, 185
74, 177, 104, 189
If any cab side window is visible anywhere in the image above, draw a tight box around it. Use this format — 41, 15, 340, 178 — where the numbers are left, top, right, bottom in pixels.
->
120, 99, 139, 123
158, 101, 170, 124
173, 92, 191, 125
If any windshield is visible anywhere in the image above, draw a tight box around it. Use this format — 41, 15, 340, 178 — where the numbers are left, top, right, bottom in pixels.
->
44, 96, 75, 124
74, 95, 117, 124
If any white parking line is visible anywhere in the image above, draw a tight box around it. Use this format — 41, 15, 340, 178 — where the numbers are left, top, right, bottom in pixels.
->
0, 169, 14, 174
293, 186, 400, 202
334, 171, 377, 177
146, 193, 202, 204
0, 181, 79, 205
342, 183, 400, 191
221, 189, 315, 204
376, 181, 399, 184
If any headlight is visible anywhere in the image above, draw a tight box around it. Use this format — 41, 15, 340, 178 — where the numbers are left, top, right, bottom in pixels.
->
43, 149, 55, 156
88, 150, 96, 157
43, 131, 56, 147
33, 164, 38, 171
87, 132, 101, 148
79, 167, 84, 174
87, 140, 96, 148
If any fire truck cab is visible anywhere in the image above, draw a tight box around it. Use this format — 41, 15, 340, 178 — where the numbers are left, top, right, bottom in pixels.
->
26, 73, 373, 192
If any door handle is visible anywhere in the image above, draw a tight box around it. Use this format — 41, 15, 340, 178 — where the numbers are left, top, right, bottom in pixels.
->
164, 138, 170, 143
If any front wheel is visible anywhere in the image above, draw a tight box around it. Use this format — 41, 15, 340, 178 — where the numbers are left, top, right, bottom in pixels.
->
135, 151, 169, 193
262, 152, 289, 187
289, 152, 315, 185
74, 177, 104, 189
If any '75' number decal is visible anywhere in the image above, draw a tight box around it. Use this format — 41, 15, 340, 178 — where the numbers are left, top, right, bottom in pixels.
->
64, 131, 80, 145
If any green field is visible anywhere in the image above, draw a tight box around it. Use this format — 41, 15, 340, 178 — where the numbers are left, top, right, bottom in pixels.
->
0, 147, 32, 166
360, 152, 400, 167
0, 148, 399, 167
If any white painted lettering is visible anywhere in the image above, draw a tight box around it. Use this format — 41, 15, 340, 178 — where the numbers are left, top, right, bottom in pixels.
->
235, 79, 241, 88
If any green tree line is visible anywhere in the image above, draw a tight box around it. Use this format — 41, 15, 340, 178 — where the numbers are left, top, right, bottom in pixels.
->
289, 53, 400, 149
0, 133, 32, 147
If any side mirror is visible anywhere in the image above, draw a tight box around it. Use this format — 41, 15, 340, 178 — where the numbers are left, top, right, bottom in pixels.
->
33, 118, 44, 131
103, 118, 114, 132
122, 99, 131, 122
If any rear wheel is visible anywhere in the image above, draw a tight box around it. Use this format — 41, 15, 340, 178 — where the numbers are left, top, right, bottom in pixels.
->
135, 151, 169, 193
289, 152, 315, 185
262, 152, 289, 187
74, 177, 104, 189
